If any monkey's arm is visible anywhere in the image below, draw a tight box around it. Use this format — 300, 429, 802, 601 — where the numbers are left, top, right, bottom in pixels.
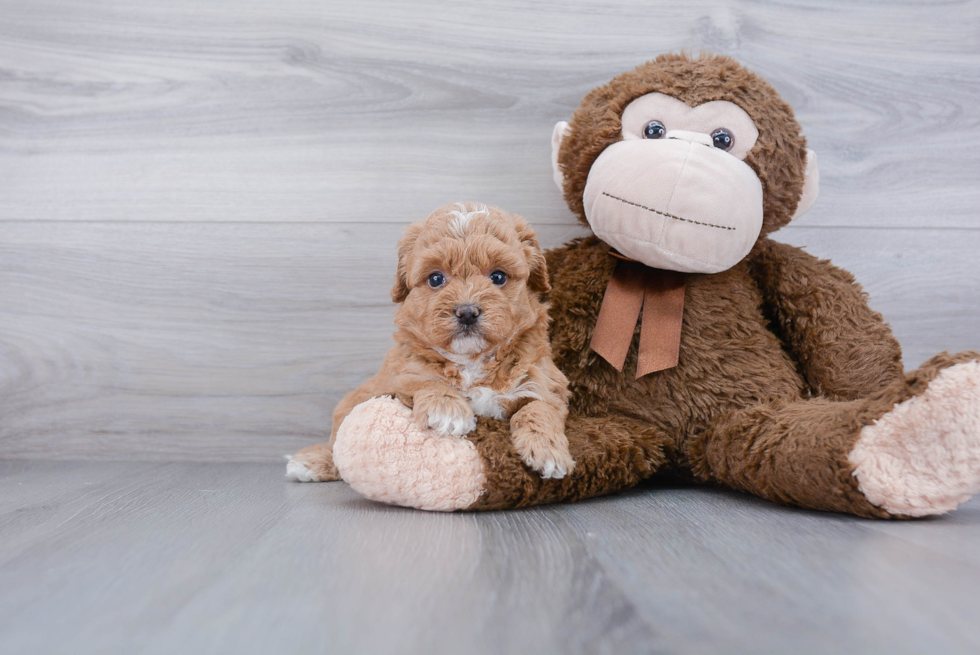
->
747, 238, 904, 400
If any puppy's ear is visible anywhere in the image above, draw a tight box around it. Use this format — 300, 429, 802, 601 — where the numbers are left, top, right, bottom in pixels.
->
514, 217, 550, 295
391, 222, 423, 303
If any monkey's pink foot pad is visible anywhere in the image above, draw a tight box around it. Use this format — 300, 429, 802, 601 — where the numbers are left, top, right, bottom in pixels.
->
851, 360, 980, 516
333, 396, 487, 511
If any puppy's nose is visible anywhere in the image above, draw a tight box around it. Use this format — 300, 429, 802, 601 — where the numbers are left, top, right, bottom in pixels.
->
455, 304, 481, 326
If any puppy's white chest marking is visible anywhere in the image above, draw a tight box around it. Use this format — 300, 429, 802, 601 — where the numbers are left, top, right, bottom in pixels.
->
433, 345, 542, 418
456, 358, 486, 390
435, 346, 489, 390
465, 379, 542, 420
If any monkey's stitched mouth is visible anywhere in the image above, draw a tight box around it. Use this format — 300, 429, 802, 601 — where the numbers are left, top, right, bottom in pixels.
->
601, 192, 736, 231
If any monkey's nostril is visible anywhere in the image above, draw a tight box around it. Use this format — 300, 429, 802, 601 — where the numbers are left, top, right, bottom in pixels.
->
455, 304, 481, 326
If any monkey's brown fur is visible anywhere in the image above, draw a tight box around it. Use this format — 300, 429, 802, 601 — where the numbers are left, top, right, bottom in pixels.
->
455, 53, 978, 517
296, 52, 978, 517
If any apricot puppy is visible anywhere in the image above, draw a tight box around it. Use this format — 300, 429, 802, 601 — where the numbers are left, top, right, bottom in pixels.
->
320, 202, 573, 480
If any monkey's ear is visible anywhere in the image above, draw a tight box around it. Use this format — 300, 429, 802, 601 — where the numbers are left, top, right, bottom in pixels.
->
551, 121, 570, 193
391, 222, 423, 303
515, 217, 551, 295
791, 149, 820, 220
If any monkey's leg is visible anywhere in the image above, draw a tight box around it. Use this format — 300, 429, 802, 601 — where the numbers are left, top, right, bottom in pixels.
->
691, 351, 980, 518
330, 396, 672, 511
470, 412, 671, 510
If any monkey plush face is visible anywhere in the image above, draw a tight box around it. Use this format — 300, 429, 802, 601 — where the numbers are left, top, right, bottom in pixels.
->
552, 53, 819, 274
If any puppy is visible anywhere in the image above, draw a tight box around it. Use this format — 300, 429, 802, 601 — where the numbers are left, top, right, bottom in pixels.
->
297, 202, 574, 482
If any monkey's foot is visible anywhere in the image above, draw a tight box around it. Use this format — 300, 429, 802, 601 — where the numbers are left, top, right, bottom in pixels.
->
332, 396, 487, 511
850, 360, 980, 516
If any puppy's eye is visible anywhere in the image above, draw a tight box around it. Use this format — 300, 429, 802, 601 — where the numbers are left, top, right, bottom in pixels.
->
489, 270, 507, 286
427, 272, 446, 288
643, 120, 666, 139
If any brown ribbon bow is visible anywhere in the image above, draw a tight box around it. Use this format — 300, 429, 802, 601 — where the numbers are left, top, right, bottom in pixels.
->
590, 253, 686, 378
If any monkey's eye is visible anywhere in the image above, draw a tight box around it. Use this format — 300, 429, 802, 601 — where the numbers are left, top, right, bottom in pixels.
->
427, 272, 446, 288
711, 128, 734, 152
489, 270, 507, 286
642, 120, 666, 139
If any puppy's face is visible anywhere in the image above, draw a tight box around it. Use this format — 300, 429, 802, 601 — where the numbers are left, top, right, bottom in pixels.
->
392, 203, 550, 356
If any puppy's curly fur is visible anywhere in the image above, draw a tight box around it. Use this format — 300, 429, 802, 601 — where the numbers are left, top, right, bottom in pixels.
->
297, 202, 573, 481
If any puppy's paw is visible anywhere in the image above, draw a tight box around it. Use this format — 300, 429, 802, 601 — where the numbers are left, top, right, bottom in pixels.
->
427, 408, 478, 437
285, 444, 341, 482
414, 393, 477, 437
512, 427, 575, 480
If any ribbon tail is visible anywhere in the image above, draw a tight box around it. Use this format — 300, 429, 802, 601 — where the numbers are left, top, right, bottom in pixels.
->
590, 261, 645, 372
636, 270, 686, 378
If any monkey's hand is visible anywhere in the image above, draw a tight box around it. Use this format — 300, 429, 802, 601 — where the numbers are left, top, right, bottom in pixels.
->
412, 385, 477, 437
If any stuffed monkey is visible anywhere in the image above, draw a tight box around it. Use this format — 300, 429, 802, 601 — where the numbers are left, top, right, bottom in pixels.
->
290, 53, 980, 518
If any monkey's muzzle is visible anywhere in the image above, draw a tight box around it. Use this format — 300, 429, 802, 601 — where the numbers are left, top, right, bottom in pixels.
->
582, 136, 764, 274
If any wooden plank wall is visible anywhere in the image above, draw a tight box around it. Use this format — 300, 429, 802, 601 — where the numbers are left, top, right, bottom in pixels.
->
1, 0, 978, 461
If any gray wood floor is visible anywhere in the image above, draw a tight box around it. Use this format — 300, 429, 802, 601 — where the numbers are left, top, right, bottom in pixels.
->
2, 460, 979, 655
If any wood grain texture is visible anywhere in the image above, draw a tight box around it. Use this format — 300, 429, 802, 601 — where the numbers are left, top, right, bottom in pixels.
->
1, 0, 978, 460
2, 461, 980, 655
1, 222, 977, 460
0, 0, 978, 227
0, 222, 588, 459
